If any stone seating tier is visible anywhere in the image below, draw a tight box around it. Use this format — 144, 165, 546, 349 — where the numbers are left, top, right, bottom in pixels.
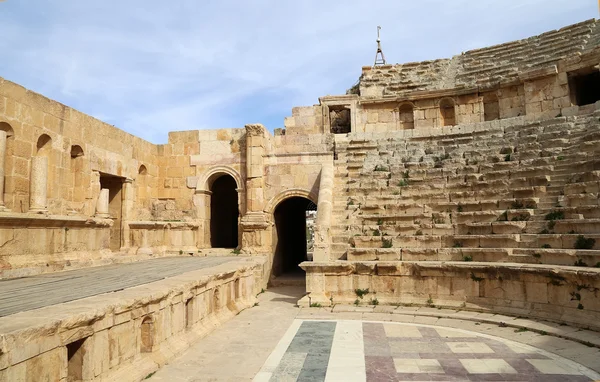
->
360, 19, 600, 95
330, 113, 600, 266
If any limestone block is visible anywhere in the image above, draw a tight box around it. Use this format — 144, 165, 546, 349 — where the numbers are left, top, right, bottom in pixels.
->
108, 321, 135, 368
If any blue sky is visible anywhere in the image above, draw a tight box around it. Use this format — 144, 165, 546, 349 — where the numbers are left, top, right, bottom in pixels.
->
0, 1, 595, 143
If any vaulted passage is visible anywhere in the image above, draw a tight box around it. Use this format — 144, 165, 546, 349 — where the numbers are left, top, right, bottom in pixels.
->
210, 175, 238, 248
273, 197, 315, 278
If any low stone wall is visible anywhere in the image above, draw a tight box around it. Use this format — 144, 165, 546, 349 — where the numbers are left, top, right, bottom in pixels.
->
0, 214, 112, 279
300, 261, 600, 331
127, 221, 200, 256
0, 257, 266, 381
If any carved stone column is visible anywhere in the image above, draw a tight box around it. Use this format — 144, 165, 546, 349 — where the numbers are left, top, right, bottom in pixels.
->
29, 156, 48, 213
95, 188, 110, 218
240, 124, 269, 252
0, 130, 8, 211
312, 162, 334, 262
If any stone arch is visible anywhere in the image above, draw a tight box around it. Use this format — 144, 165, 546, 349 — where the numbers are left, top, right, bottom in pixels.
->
439, 98, 456, 127
264, 188, 318, 216
36, 134, 52, 156
70, 145, 84, 159
138, 164, 148, 175
197, 165, 243, 192
268, 189, 318, 281
197, 166, 243, 249
140, 315, 154, 353
398, 102, 415, 130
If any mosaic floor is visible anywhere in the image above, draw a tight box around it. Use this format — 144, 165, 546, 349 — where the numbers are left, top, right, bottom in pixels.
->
254, 320, 600, 382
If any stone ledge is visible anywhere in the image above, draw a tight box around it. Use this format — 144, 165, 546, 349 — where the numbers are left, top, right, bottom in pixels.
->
0, 213, 113, 227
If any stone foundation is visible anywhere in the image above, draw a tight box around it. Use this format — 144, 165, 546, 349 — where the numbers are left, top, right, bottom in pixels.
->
301, 261, 600, 331
0, 257, 266, 381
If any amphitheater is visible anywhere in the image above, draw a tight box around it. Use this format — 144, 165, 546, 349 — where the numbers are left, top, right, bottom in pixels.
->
1, 18, 600, 382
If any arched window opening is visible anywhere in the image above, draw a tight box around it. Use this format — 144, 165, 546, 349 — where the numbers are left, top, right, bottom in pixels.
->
140, 316, 154, 353
398, 103, 415, 130
209, 174, 239, 248
138, 165, 147, 175
439, 98, 456, 127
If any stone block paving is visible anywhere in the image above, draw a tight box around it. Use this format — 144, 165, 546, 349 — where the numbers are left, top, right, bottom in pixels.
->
0, 256, 237, 317
258, 320, 600, 382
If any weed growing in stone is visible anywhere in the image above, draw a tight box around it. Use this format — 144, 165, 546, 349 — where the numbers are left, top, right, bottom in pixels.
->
545, 210, 565, 221
355, 288, 369, 299
575, 235, 595, 250
574, 258, 588, 267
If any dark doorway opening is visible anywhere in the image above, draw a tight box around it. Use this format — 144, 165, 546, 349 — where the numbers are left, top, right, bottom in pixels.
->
273, 197, 316, 279
569, 68, 600, 106
99, 174, 124, 251
210, 175, 238, 248
67, 337, 87, 381
330, 106, 351, 134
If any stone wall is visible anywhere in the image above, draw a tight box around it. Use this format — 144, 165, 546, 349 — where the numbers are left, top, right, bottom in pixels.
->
301, 261, 600, 331
0, 258, 266, 381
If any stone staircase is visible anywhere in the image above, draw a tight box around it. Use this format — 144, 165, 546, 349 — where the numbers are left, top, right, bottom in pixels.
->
329, 113, 600, 267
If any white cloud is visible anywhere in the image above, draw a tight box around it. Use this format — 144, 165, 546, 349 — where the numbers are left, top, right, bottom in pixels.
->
0, 0, 595, 143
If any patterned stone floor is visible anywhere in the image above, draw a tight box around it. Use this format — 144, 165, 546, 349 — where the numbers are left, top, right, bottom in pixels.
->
254, 320, 600, 382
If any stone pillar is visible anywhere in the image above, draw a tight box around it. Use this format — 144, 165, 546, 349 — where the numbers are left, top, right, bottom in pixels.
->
29, 156, 48, 213
95, 188, 110, 218
240, 124, 270, 252
312, 161, 334, 262
121, 179, 133, 249
0, 131, 8, 211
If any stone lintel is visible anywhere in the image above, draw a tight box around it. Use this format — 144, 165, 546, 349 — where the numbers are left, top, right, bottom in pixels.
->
519, 65, 558, 81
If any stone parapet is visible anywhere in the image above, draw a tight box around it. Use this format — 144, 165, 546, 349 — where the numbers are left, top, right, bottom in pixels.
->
301, 261, 600, 331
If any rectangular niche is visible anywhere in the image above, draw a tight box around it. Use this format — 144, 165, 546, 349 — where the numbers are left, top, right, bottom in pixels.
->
329, 105, 351, 134
568, 67, 600, 106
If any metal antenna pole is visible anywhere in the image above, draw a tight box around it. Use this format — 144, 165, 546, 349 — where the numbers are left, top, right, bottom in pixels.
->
374, 26, 387, 66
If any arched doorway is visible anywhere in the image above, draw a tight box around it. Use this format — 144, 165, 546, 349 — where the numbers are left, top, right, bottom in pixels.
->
210, 174, 238, 248
272, 197, 316, 279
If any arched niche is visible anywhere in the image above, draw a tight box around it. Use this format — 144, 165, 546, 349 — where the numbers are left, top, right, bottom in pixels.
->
36, 134, 52, 156
398, 102, 415, 130
439, 98, 456, 127
70, 145, 86, 202
140, 316, 154, 353
0, 122, 15, 209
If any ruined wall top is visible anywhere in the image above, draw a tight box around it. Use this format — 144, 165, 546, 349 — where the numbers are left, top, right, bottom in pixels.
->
360, 19, 600, 98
